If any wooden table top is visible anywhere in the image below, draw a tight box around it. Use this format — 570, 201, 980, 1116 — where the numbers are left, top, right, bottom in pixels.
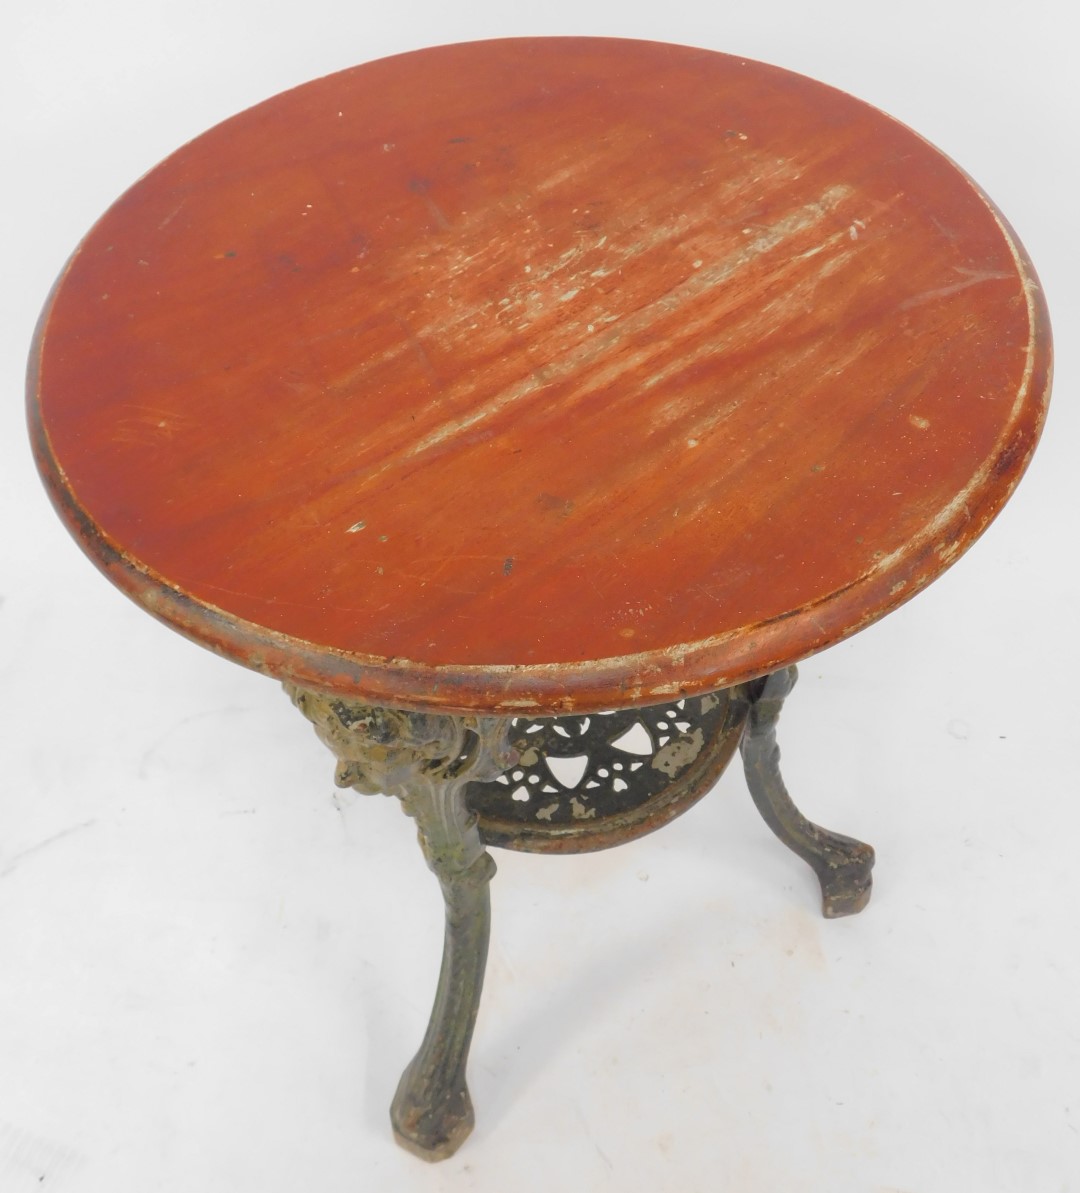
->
29, 37, 1051, 715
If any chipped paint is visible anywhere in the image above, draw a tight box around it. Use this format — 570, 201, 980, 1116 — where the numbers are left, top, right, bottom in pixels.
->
569, 796, 597, 820
651, 728, 705, 777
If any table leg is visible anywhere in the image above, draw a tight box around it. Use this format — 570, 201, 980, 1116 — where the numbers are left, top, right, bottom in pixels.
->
740, 667, 875, 918
388, 771, 497, 1161
284, 686, 515, 1160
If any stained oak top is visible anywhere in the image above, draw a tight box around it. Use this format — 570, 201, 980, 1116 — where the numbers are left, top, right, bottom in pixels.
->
29, 38, 1051, 714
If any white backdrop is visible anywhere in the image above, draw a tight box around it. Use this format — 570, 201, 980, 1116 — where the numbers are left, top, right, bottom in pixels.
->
2, 3, 1078, 1191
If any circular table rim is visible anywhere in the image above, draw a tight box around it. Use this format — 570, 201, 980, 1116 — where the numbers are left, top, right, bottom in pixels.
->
26, 46, 1053, 717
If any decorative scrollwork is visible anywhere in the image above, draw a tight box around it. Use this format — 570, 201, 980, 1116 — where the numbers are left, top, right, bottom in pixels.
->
468, 690, 750, 851
287, 680, 754, 857
284, 683, 515, 877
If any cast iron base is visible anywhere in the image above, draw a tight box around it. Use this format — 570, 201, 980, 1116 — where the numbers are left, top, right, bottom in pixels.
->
287, 666, 874, 1160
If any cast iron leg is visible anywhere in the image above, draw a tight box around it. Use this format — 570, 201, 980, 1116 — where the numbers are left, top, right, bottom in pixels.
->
284, 686, 514, 1160
740, 667, 874, 918
389, 771, 497, 1160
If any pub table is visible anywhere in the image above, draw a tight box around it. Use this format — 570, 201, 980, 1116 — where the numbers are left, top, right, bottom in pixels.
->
28, 37, 1051, 1161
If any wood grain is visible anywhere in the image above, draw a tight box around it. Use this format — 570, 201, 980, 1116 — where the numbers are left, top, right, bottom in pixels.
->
28, 38, 1052, 714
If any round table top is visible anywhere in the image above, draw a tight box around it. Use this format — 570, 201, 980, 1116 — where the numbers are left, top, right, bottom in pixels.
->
29, 37, 1051, 715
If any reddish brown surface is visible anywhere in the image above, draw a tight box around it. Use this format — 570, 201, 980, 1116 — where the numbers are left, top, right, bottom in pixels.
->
29, 38, 1051, 714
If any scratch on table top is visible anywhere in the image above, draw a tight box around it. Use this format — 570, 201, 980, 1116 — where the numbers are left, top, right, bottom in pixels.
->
899, 266, 1014, 310
397, 183, 855, 467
